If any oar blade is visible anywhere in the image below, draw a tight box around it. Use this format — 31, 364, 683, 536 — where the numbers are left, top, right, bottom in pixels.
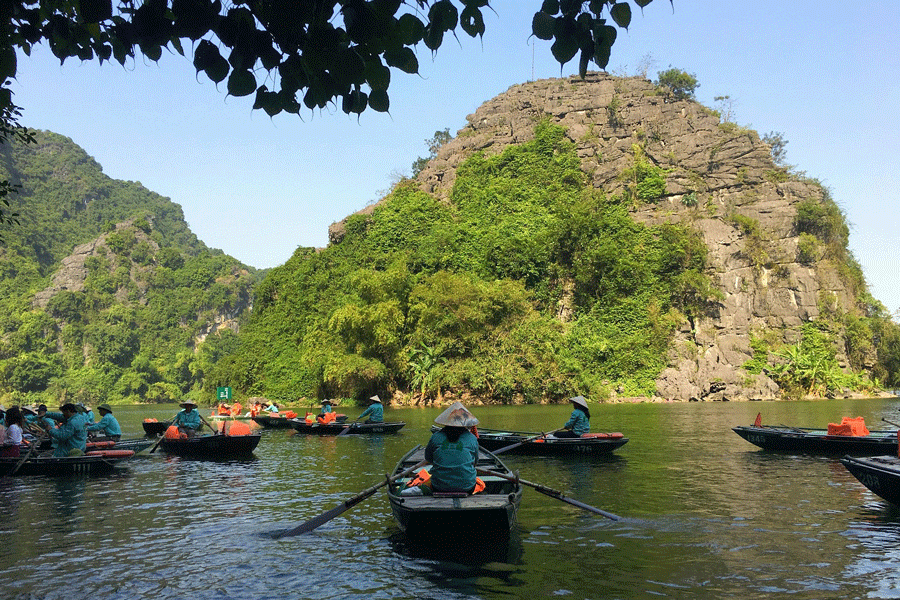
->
529, 486, 621, 521
276, 502, 352, 538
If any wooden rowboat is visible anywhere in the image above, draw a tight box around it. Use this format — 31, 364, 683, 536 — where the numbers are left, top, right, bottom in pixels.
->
0, 450, 135, 477
251, 415, 300, 429
469, 427, 628, 455
291, 420, 405, 435
156, 433, 261, 457
142, 420, 171, 436
32, 436, 155, 454
841, 455, 900, 506
732, 425, 898, 455
386, 445, 522, 539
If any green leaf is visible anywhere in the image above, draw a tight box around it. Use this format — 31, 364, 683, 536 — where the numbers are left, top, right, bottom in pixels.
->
610, 3, 632, 29
227, 69, 256, 96
396, 14, 425, 45
0, 45, 17, 81
541, 0, 560, 14
532, 12, 555, 41
384, 47, 418, 74
551, 35, 578, 65
369, 89, 389, 112
578, 48, 590, 78
364, 58, 391, 91
460, 6, 485, 38
78, 0, 113, 23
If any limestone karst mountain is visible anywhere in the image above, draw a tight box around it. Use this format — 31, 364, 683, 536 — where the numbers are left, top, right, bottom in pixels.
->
328, 73, 883, 401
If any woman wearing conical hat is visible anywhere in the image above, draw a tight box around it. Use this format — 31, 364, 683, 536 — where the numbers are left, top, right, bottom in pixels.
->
555, 395, 591, 438
421, 402, 481, 494
357, 395, 384, 424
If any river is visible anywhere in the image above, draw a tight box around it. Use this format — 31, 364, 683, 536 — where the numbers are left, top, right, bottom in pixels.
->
1, 398, 899, 599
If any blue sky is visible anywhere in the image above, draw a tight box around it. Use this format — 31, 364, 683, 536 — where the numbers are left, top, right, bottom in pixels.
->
11, 1, 900, 314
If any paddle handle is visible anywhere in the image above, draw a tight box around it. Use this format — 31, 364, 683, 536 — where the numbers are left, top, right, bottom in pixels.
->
10, 431, 47, 476
492, 427, 566, 454
277, 459, 429, 537
476, 467, 621, 521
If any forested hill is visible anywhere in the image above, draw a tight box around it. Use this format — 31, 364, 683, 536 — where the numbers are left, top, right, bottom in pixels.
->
0, 130, 259, 407
227, 72, 900, 405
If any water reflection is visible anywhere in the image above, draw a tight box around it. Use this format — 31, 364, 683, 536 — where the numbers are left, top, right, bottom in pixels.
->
4, 400, 900, 599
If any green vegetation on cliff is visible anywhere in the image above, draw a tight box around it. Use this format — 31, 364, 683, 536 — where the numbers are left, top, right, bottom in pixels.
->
221, 122, 717, 402
0, 131, 257, 406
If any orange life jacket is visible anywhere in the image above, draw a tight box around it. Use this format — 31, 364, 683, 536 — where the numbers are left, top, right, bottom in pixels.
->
229, 403, 242, 416
405, 469, 484, 494
165, 425, 187, 439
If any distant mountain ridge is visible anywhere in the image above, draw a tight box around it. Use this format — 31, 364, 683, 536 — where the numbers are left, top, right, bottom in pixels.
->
0, 130, 258, 406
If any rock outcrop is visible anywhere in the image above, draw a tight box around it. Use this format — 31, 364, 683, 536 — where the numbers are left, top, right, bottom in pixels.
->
331, 73, 866, 401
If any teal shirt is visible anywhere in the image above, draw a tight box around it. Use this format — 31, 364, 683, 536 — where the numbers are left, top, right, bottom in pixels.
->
358, 403, 383, 423
47, 413, 88, 457
564, 409, 590, 436
172, 408, 201, 430
425, 429, 479, 492
321, 404, 332, 414
87, 413, 122, 436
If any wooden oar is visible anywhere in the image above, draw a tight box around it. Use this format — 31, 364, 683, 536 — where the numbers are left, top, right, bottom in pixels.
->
491, 428, 565, 454
337, 419, 358, 437
882, 417, 900, 429
9, 431, 48, 476
200, 414, 218, 435
149, 418, 175, 454
279, 426, 572, 536
476, 467, 621, 521
276, 458, 429, 538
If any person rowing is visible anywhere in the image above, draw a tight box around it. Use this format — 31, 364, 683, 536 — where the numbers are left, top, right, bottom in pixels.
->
357, 395, 384, 424
43, 403, 88, 457
401, 401, 482, 496
554, 395, 590, 438
172, 400, 202, 438
86, 403, 122, 441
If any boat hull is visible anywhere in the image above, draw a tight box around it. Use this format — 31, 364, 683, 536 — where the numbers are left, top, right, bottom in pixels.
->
387, 446, 522, 539
841, 455, 900, 506
733, 425, 898, 455
291, 421, 405, 435
142, 420, 171, 436
157, 434, 261, 457
0, 454, 131, 477
250, 415, 297, 429
473, 428, 628, 455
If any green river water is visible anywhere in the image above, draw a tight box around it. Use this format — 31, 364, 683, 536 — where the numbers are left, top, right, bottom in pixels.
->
1, 397, 899, 599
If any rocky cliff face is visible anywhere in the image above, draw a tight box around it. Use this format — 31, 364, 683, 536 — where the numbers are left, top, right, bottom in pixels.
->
332, 73, 866, 401
32, 219, 250, 349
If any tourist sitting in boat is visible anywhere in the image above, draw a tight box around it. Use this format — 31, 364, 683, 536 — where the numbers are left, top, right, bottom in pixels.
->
43, 403, 88, 457
358, 395, 384, 423
403, 402, 481, 496
1, 406, 25, 458
249, 401, 262, 417
554, 395, 591, 438
86, 403, 122, 441
80, 404, 95, 425
217, 403, 231, 416
265, 401, 280, 413
172, 400, 203, 438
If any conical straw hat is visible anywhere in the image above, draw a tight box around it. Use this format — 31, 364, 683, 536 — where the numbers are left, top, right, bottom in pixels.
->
569, 395, 589, 410
433, 401, 479, 427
